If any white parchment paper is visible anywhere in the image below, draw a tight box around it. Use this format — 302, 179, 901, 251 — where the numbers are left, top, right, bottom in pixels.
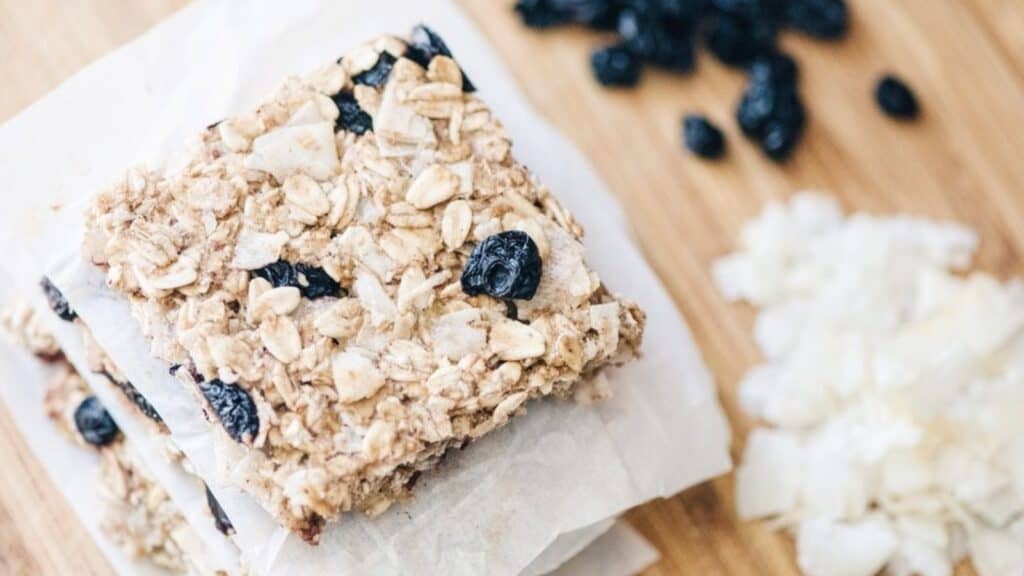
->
549, 522, 660, 576
0, 0, 731, 574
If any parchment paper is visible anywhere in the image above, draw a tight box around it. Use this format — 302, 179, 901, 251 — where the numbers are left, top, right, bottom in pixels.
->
0, 0, 731, 574
549, 523, 660, 576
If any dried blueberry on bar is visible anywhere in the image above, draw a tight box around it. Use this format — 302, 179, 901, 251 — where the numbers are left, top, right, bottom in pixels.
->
84, 25, 645, 542
40, 276, 77, 322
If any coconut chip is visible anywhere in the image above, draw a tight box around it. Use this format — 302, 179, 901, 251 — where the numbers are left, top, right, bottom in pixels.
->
718, 193, 1023, 576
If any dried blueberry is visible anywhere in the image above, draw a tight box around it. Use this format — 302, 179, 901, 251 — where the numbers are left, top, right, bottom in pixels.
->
294, 263, 343, 300
103, 373, 163, 425
252, 260, 342, 300
515, 0, 564, 27
353, 52, 396, 88
74, 396, 119, 447
683, 114, 726, 158
251, 260, 298, 289
330, 91, 373, 135
748, 51, 798, 86
516, 0, 623, 29
703, 12, 776, 67
40, 277, 76, 322
736, 77, 805, 161
591, 43, 642, 87
205, 486, 235, 536
875, 74, 919, 120
785, 0, 847, 39
461, 231, 543, 301
711, 0, 785, 20
405, 25, 476, 92
200, 379, 259, 444
618, 8, 696, 71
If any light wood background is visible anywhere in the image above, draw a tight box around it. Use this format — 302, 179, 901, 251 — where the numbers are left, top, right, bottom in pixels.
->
1, 0, 1021, 574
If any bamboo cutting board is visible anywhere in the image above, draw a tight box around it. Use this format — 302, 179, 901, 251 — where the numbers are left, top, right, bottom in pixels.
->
0, 0, 1021, 574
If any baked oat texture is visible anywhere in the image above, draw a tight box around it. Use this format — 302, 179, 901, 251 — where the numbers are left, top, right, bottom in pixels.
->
84, 26, 645, 542
43, 355, 197, 574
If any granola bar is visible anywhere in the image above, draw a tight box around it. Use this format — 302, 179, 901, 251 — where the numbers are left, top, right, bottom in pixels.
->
83, 25, 645, 542
4, 299, 239, 567
1, 307, 199, 574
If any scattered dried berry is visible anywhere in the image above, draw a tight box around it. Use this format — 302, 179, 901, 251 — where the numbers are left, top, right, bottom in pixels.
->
748, 51, 798, 86
40, 277, 76, 322
199, 379, 259, 444
514, 0, 851, 161
875, 74, 919, 120
74, 396, 119, 447
353, 52, 396, 87
294, 263, 343, 300
251, 260, 297, 289
252, 260, 343, 300
683, 115, 726, 158
737, 85, 806, 160
618, 8, 695, 71
515, 0, 622, 30
103, 372, 163, 425
405, 25, 476, 92
330, 91, 373, 135
703, 12, 776, 67
461, 231, 543, 301
784, 0, 847, 39
591, 43, 642, 87
205, 486, 235, 536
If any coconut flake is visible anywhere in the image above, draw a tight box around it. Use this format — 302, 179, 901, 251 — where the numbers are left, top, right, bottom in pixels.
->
719, 193, 1023, 576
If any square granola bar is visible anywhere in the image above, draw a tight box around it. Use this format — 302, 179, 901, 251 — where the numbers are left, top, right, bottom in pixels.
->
83, 25, 645, 543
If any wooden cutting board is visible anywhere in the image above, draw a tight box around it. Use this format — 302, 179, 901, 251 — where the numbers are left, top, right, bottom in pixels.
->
1, 0, 1020, 574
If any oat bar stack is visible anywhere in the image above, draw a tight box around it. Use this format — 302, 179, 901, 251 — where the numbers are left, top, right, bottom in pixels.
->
83, 25, 645, 543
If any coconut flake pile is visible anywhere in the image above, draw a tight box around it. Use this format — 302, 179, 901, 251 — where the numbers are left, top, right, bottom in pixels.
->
715, 194, 1024, 576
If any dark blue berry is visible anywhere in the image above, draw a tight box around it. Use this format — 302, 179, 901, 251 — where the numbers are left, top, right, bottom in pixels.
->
785, 0, 848, 39
294, 263, 342, 300
618, 8, 696, 71
74, 396, 119, 447
515, 0, 564, 27
251, 260, 298, 289
405, 25, 476, 93
711, 0, 785, 20
736, 77, 805, 161
516, 0, 622, 30
591, 44, 642, 87
461, 231, 543, 301
875, 75, 919, 120
199, 379, 259, 444
748, 51, 798, 86
330, 91, 373, 135
353, 52, 396, 88
683, 115, 726, 158
251, 261, 343, 300
205, 486, 235, 536
703, 12, 776, 67
102, 372, 163, 425
40, 277, 76, 322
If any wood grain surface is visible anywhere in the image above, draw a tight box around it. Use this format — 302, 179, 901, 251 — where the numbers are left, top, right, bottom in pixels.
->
1, 1, 1021, 574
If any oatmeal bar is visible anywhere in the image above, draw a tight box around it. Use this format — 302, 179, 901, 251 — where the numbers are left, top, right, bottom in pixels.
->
1, 306, 207, 574
84, 25, 645, 542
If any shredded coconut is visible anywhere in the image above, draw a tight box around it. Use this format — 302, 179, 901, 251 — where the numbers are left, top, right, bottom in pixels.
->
718, 193, 1023, 576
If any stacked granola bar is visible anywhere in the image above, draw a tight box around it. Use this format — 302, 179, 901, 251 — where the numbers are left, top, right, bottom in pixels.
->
0, 303, 222, 574
83, 25, 645, 543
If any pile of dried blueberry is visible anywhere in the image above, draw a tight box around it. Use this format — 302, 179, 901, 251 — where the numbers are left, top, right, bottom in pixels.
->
515, 0, 915, 162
